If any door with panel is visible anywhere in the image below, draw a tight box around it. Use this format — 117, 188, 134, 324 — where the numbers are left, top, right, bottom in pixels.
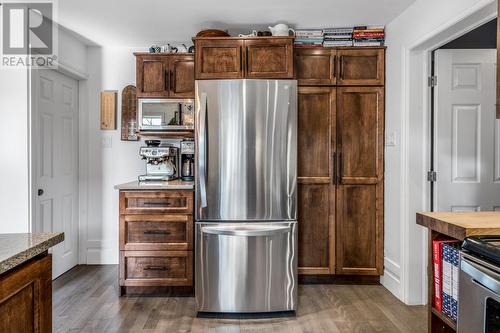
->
297, 87, 336, 275
33, 69, 79, 278
136, 55, 169, 97
336, 86, 384, 275
435, 49, 500, 212
294, 48, 337, 85
337, 48, 385, 86
169, 55, 195, 98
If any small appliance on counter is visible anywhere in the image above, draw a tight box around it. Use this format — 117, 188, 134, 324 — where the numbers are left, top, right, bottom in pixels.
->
180, 139, 194, 181
138, 140, 179, 181
458, 236, 500, 332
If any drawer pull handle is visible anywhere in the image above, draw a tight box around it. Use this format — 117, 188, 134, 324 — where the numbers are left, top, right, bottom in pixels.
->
143, 230, 171, 235
143, 265, 168, 271
143, 201, 171, 207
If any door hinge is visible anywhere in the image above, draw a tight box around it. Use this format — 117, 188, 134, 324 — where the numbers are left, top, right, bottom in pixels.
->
427, 171, 437, 182
428, 76, 437, 87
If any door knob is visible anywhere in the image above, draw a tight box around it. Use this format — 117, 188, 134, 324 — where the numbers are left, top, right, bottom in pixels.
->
38, 189, 44, 196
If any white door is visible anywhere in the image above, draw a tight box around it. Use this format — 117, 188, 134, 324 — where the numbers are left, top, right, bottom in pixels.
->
33, 69, 79, 278
435, 49, 500, 212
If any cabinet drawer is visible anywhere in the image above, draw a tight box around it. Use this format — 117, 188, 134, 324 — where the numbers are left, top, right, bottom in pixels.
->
120, 190, 193, 214
120, 215, 193, 251
120, 251, 193, 286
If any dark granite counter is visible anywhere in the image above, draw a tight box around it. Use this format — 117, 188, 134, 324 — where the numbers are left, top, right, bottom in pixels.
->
0, 233, 64, 275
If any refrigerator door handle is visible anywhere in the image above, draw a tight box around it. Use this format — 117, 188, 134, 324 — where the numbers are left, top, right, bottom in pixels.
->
201, 225, 291, 237
199, 92, 208, 208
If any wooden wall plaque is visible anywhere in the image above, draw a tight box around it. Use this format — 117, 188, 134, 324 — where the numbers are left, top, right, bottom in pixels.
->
121, 85, 138, 141
101, 91, 117, 130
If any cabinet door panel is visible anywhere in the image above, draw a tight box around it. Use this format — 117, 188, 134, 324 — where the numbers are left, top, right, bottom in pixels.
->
295, 49, 336, 85
298, 87, 336, 182
298, 184, 334, 274
336, 184, 382, 275
170, 55, 195, 98
337, 49, 385, 86
136, 56, 169, 97
245, 39, 293, 78
195, 40, 244, 79
297, 86, 335, 274
337, 87, 384, 184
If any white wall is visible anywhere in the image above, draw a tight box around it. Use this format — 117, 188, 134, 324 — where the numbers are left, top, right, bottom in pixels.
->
83, 46, 144, 263
382, 0, 496, 304
0, 68, 30, 233
0, 26, 88, 234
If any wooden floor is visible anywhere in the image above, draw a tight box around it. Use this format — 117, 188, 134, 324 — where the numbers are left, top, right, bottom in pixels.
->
53, 265, 426, 333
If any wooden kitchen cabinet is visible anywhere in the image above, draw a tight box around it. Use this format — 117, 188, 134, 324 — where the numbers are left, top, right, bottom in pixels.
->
295, 48, 337, 85
119, 190, 194, 294
194, 37, 294, 79
297, 86, 336, 275
135, 53, 195, 98
336, 184, 383, 275
245, 38, 293, 78
337, 87, 384, 185
335, 86, 384, 275
194, 39, 244, 79
337, 48, 385, 86
296, 48, 385, 278
0, 254, 52, 333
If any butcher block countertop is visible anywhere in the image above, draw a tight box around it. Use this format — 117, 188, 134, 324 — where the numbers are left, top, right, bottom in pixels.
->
416, 211, 500, 240
0, 232, 64, 275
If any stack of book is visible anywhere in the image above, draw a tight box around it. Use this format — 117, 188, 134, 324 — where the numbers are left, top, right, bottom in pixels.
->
353, 26, 385, 46
432, 239, 460, 322
294, 29, 324, 47
323, 28, 353, 47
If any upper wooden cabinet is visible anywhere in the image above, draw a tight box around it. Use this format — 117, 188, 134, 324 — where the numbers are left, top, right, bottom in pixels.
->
337, 48, 385, 86
194, 37, 294, 79
337, 87, 384, 185
295, 48, 337, 85
135, 53, 195, 98
245, 38, 293, 78
194, 39, 244, 79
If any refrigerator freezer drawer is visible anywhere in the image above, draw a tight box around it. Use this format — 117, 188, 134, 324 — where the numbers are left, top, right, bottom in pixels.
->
195, 221, 297, 313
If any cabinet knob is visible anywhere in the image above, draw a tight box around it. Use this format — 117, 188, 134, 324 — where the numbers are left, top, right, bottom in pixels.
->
38, 189, 44, 196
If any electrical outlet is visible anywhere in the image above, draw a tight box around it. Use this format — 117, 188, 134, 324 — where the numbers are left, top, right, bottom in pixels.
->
385, 131, 398, 147
101, 135, 112, 148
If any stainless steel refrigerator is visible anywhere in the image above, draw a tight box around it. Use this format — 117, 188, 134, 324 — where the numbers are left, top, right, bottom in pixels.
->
195, 79, 297, 314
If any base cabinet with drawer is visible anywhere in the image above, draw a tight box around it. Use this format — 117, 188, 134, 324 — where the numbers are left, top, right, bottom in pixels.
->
118, 190, 194, 294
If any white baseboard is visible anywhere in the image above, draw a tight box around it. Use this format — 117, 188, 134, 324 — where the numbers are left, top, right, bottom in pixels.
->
86, 239, 118, 264
380, 257, 402, 300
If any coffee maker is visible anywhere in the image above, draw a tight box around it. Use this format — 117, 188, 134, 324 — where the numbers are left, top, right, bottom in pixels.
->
138, 140, 179, 181
180, 139, 194, 181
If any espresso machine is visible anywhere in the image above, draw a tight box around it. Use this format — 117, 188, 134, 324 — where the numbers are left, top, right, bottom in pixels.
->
180, 139, 194, 181
138, 140, 179, 181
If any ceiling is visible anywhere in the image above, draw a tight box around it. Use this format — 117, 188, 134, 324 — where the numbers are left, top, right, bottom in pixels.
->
58, 0, 416, 47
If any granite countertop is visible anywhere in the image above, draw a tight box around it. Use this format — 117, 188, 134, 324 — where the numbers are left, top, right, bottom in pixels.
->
417, 211, 500, 240
0, 232, 64, 275
114, 179, 194, 190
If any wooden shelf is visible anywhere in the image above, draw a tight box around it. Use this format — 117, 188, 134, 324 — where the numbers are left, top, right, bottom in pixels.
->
139, 131, 194, 138
431, 307, 457, 331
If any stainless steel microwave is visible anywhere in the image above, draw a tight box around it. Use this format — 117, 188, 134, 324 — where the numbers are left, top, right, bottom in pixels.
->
138, 99, 194, 131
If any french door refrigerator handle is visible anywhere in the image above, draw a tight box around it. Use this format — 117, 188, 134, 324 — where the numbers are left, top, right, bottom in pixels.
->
201, 225, 291, 237
199, 92, 208, 208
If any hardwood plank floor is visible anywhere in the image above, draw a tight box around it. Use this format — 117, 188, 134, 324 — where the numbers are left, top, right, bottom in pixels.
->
53, 265, 426, 333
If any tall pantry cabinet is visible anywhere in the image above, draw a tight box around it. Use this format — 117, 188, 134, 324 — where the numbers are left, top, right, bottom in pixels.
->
295, 47, 385, 276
